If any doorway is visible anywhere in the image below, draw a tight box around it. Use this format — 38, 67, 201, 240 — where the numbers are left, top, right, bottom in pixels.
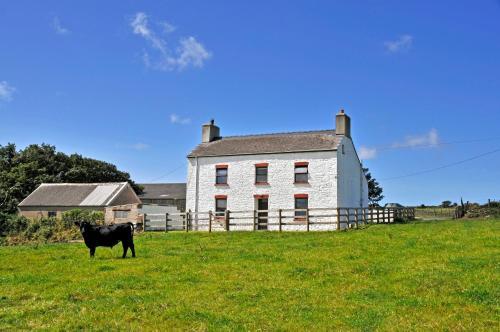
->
257, 198, 268, 230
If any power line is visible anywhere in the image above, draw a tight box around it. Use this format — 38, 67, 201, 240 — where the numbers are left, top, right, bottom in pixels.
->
380, 147, 500, 181
148, 163, 186, 182
374, 137, 500, 152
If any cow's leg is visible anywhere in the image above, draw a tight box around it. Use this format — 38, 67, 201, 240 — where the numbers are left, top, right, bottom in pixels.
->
130, 241, 136, 258
89, 247, 96, 258
122, 241, 128, 258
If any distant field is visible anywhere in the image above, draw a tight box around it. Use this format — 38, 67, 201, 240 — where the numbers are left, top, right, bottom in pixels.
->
0, 219, 498, 331
415, 207, 456, 220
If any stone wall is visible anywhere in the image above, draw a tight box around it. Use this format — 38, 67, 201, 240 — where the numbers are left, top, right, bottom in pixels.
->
104, 204, 141, 224
18, 206, 104, 219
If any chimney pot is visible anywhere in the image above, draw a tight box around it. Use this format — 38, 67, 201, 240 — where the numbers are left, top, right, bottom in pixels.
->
202, 119, 220, 143
336, 110, 351, 138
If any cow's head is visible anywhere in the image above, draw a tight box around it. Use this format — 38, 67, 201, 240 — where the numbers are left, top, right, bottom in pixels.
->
74, 221, 91, 234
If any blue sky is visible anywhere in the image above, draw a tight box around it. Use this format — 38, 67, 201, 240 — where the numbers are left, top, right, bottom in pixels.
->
1, 1, 499, 206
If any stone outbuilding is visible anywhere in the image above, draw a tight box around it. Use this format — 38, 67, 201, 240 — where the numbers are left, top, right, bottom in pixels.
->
18, 182, 142, 224
138, 183, 186, 212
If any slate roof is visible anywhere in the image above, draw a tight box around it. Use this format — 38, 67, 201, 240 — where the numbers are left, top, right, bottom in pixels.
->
188, 130, 340, 157
138, 183, 186, 200
18, 182, 130, 207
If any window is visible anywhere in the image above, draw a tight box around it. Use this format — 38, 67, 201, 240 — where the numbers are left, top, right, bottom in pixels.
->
48, 211, 57, 218
294, 194, 308, 219
294, 162, 309, 183
215, 196, 227, 218
114, 210, 129, 219
215, 165, 228, 185
255, 163, 268, 184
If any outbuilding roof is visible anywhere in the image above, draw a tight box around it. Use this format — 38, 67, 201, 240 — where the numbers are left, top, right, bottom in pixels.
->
138, 183, 186, 200
18, 182, 135, 207
188, 130, 340, 157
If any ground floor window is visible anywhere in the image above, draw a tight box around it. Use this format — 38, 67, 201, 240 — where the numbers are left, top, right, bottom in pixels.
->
114, 210, 129, 219
215, 196, 227, 218
48, 211, 57, 218
294, 194, 308, 219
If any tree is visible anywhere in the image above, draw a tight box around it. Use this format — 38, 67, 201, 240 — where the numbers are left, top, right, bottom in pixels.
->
441, 201, 452, 208
362, 167, 384, 206
0, 143, 142, 214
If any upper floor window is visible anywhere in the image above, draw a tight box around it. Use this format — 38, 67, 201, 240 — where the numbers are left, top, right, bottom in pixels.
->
255, 163, 269, 184
215, 165, 228, 185
294, 162, 309, 183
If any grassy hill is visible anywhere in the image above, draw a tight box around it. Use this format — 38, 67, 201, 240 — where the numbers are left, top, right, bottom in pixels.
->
0, 219, 498, 331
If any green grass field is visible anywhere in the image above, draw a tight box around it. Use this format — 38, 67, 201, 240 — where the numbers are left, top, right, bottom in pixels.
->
0, 219, 498, 331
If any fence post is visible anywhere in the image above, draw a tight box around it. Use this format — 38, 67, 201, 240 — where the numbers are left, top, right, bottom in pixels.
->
143, 213, 147, 232
208, 210, 212, 233
253, 210, 257, 231
278, 209, 282, 232
337, 208, 341, 231
370, 208, 374, 224
306, 208, 310, 232
225, 210, 230, 231
346, 208, 351, 229
165, 213, 169, 233
186, 210, 191, 232
355, 209, 359, 228
376, 208, 380, 224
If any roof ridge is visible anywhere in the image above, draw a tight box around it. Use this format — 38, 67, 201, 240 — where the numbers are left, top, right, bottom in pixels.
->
40, 182, 127, 186
220, 129, 335, 140
139, 183, 186, 185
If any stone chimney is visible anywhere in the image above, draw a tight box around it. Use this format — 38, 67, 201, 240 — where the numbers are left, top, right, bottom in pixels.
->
202, 119, 220, 143
335, 109, 351, 138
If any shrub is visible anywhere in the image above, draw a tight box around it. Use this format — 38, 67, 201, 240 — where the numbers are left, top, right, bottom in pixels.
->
0, 213, 29, 237
61, 209, 104, 227
1, 213, 84, 246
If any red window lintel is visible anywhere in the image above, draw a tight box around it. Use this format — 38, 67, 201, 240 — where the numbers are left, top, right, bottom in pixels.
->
255, 163, 269, 167
294, 194, 309, 199
254, 194, 269, 199
295, 161, 309, 167
215, 164, 228, 169
215, 195, 227, 199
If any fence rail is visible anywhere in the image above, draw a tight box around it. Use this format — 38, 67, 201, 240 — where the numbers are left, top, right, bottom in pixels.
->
143, 207, 415, 232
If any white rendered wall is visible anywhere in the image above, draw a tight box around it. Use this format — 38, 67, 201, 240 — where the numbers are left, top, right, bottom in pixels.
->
186, 151, 338, 230
336, 137, 369, 208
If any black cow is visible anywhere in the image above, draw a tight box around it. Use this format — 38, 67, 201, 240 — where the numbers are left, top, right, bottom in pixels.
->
75, 221, 136, 258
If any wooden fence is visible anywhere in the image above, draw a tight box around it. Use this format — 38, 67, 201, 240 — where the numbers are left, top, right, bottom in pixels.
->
143, 207, 415, 232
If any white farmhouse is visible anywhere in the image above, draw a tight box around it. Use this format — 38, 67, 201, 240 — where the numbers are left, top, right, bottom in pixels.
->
186, 110, 368, 230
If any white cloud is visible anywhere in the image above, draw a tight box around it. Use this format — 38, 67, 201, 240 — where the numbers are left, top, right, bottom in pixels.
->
131, 12, 167, 54
130, 12, 211, 71
393, 128, 440, 148
170, 114, 191, 125
131, 143, 150, 150
0, 81, 15, 102
53, 16, 70, 35
359, 146, 378, 160
160, 21, 176, 34
384, 35, 413, 53
175, 37, 211, 70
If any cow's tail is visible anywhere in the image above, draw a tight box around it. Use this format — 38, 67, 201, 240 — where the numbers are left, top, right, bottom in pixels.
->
127, 222, 135, 235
